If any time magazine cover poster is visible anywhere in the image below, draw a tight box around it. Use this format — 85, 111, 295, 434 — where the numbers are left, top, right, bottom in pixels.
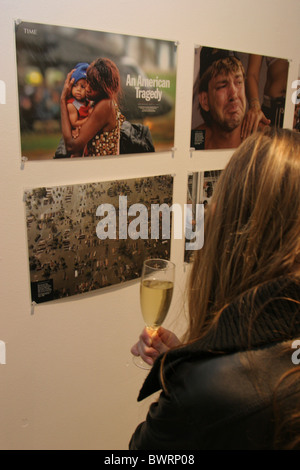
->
15, 21, 177, 161
191, 46, 289, 151
24, 175, 173, 304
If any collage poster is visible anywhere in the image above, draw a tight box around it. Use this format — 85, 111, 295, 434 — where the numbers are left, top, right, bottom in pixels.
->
191, 46, 289, 150
185, 170, 222, 263
15, 21, 177, 160
293, 63, 300, 132
24, 175, 173, 303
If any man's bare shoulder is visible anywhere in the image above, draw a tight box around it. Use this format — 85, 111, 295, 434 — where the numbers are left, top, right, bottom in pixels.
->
195, 123, 209, 131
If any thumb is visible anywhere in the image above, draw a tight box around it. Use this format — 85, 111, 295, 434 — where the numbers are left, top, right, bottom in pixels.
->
131, 342, 139, 356
261, 116, 271, 125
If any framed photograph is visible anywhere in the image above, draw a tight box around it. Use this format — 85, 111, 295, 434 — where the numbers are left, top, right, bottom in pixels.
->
191, 46, 289, 150
24, 175, 173, 303
15, 21, 177, 160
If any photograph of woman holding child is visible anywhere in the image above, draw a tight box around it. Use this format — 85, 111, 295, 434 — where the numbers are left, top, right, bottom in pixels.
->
59, 58, 125, 157
15, 21, 176, 160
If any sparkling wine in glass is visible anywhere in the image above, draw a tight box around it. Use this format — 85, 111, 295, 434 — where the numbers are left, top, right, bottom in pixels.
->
133, 258, 175, 369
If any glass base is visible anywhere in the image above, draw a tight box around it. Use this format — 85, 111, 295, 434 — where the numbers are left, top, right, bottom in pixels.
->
132, 355, 152, 370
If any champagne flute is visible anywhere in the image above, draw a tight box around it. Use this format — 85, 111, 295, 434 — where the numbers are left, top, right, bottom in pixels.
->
133, 258, 175, 369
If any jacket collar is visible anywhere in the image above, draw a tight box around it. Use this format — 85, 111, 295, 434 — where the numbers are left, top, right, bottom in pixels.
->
137, 276, 300, 401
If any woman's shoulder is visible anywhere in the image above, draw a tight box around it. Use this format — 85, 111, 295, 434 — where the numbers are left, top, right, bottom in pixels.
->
168, 341, 298, 413
167, 342, 300, 449
93, 99, 115, 113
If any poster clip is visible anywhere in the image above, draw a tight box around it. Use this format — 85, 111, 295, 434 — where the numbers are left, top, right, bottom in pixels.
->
189, 147, 195, 158
31, 301, 37, 315
21, 156, 28, 170
171, 147, 177, 158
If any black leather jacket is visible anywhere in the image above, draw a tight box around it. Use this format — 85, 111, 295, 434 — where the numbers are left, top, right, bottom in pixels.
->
129, 276, 300, 450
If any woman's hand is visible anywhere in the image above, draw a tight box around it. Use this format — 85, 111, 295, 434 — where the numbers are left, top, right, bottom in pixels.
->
241, 107, 271, 140
131, 326, 181, 366
61, 69, 75, 103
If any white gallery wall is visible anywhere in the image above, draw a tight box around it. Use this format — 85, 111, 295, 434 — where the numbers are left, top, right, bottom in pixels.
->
0, 0, 299, 450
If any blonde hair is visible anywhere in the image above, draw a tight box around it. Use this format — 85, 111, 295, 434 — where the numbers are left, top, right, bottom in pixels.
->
186, 128, 300, 341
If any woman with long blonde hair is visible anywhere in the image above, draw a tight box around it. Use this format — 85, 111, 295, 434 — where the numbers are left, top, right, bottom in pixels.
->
130, 127, 300, 450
